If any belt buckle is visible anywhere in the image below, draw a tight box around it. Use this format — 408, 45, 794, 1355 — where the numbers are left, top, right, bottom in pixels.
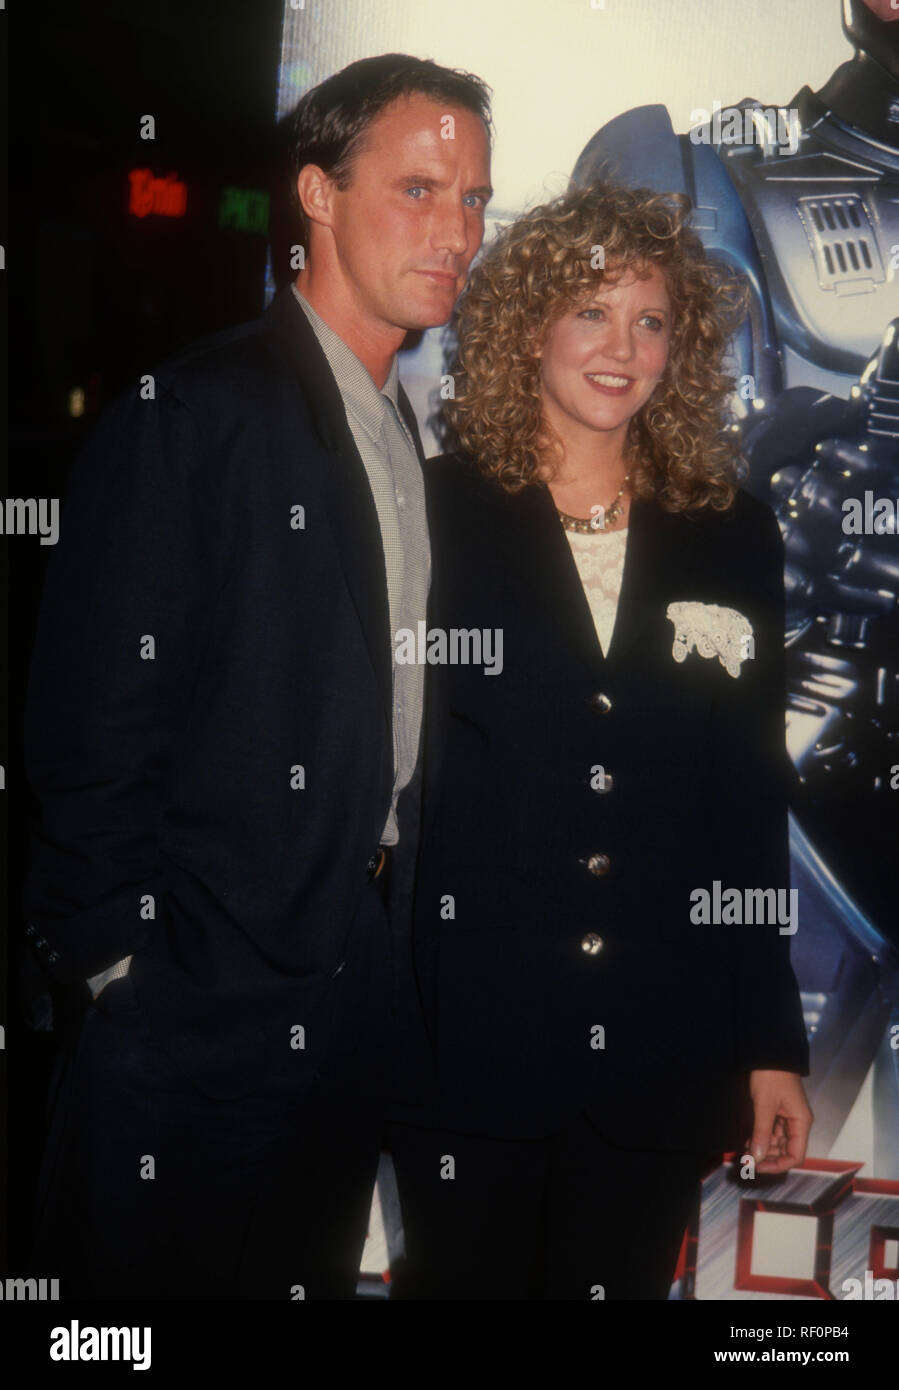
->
368, 847, 387, 880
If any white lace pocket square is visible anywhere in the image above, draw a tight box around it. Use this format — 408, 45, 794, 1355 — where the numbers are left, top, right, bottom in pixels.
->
666, 601, 754, 679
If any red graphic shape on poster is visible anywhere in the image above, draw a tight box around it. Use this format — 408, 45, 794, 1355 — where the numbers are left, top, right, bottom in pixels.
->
734, 1158, 860, 1297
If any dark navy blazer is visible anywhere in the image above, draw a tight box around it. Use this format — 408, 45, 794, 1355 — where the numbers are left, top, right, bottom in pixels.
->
407, 452, 810, 1151
22, 286, 427, 1101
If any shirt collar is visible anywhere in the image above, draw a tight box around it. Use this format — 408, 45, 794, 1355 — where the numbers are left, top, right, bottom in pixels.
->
292, 286, 401, 440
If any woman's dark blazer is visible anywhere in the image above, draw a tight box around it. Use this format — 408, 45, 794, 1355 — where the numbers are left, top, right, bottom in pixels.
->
409, 451, 810, 1152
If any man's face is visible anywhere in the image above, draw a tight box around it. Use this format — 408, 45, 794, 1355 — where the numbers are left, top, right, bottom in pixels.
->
319, 94, 492, 334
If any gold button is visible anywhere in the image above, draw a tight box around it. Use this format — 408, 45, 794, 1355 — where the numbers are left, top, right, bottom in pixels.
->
581, 933, 604, 955
586, 853, 611, 877
590, 692, 613, 714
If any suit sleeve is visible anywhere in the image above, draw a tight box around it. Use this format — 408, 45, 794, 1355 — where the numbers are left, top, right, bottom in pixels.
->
22, 383, 217, 986
708, 498, 810, 1076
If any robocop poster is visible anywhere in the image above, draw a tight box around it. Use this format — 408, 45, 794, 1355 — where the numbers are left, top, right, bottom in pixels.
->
1, 0, 897, 1372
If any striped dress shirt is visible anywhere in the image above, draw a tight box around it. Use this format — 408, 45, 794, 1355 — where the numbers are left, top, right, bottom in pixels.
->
294, 287, 431, 845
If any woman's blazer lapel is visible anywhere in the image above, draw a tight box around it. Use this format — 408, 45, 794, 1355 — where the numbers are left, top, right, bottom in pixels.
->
506, 482, 704, 679
419, 470, 705, 838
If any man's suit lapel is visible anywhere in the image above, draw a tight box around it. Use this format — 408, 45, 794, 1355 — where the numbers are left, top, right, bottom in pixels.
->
263, 286, 401, 731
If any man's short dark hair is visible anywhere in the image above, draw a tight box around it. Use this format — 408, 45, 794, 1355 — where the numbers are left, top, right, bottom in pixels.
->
287, 54, 493, 245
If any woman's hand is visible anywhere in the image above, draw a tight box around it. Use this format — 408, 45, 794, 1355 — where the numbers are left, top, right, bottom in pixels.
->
746, 1070, 813, 1174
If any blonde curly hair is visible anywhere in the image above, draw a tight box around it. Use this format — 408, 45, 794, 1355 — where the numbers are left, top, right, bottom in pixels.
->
444, 179, 750, 511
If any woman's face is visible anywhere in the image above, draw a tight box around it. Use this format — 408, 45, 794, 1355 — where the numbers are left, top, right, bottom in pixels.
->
537, 263, 671, 454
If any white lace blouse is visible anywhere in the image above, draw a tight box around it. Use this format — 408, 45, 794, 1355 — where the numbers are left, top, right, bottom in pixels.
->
562, 525, 629, 657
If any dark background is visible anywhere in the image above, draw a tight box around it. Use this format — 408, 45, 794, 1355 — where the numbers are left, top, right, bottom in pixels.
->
4, 0, 290, 1271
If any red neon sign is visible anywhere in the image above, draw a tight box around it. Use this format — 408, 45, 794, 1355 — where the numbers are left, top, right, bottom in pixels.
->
128, 169, 188, 218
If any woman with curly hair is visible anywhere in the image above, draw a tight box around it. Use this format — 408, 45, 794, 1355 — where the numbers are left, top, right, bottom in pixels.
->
388, 180, 812, 1301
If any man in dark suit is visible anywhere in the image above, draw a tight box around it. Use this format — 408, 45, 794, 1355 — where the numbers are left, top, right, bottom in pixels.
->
22, 53, 492, 1300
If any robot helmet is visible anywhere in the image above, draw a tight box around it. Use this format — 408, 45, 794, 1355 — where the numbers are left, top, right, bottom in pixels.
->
843, 0, 899, 83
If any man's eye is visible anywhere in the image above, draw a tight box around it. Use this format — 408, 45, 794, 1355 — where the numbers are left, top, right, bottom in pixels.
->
406, 186, 427, 199
463, 194, 486, 209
